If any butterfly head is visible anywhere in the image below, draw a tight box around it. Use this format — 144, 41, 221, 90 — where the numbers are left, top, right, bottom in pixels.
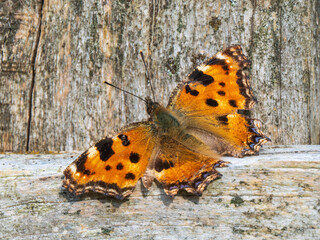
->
146, 97, 161, 116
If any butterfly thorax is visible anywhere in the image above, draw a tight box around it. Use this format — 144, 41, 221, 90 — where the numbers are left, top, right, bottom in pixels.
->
146, 97, 181, 133
146, 98, 219, 159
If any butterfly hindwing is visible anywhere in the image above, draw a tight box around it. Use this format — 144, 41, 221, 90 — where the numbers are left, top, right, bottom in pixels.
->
152, 135, 228, 196
168, 45, 270, 156
186, 113, 270, 157
63, 122, 156, 199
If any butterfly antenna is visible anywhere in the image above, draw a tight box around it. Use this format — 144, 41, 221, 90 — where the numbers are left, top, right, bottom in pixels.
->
140, 51, 156, 102
104, 81, 147, 103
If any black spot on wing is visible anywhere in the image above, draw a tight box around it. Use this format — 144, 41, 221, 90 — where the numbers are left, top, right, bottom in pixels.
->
154, 158, 163, 172
83, 169, 94, 175
206, 98, 219, 107
206, 57, 230, 74
162, 160, 174, 170
129, 152, 140, 163
118, 134, 130, 146
125, 173, 135, 180
163, 161, 170, 170
222, 65, 229, 72
185, 85, 199, 96
219, 82, 225, 87
154, 158, 174, 172
76, 151, 89, 173
217, 91, 225, 96
229, 100, 238, 108
217, 115, 228, 125
236, 70, 247, 97
189, 69, 214, 86
117, 163, 123, 170
105, 165, 112, 171
95, 138, 114, 161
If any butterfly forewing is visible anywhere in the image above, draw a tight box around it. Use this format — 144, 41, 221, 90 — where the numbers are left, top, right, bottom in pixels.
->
63, 122, 156, 199
167, 45, 270, 157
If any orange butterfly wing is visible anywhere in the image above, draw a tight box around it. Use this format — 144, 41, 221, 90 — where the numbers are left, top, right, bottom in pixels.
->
168, 45, 270, 156
63, 122, 156, 199
168, 45, 255, 114
152, 136, 227, 196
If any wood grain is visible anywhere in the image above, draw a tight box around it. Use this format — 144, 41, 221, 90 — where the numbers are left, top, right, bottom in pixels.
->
0, 146, 319, 239
0, 0, 319, 152
0, 0, 40, 152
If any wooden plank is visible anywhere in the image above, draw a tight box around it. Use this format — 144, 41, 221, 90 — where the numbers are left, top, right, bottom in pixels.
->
28, 0, 320, 150
0, 146, 319, 239
250, 1, 283, 144
29, 0, 112, 151
279, 0, 318, 144
250, 0, 320, 144
1, 0, 319, 152
310, 0, 320, 144
0, 0, 40, 151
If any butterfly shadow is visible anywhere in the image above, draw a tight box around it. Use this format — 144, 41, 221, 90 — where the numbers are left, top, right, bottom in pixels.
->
141, 181, 200, 206
59, 187, 128, 208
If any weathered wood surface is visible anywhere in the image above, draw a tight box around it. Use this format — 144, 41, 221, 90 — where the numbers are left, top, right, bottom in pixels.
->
0, 0, 319, 152
0, 0, 41, 151
0, 146, 319, 239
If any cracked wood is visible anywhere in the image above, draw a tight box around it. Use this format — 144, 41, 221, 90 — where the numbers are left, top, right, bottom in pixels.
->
0, 146, 319, 239
0, 1, 319, 152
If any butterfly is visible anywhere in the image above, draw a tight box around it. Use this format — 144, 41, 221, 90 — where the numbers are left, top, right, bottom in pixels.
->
63, 45, 271, 199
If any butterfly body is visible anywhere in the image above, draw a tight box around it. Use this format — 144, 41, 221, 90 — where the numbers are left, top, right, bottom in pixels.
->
148, 98, 220, 159
150, 101, 181, 132
63, 45, 270, 199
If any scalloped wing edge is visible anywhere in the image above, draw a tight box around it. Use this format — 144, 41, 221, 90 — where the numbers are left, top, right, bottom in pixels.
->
161, 160, 229, 196
242, 118, 271, 156
63, 170, 134, 200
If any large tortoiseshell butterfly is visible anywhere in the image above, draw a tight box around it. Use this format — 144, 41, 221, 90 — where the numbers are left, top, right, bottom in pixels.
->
63, 45, 271, 199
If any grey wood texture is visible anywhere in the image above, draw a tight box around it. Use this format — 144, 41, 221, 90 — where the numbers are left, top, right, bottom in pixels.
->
0, 146, 320, 239
0, 0, 319, 152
